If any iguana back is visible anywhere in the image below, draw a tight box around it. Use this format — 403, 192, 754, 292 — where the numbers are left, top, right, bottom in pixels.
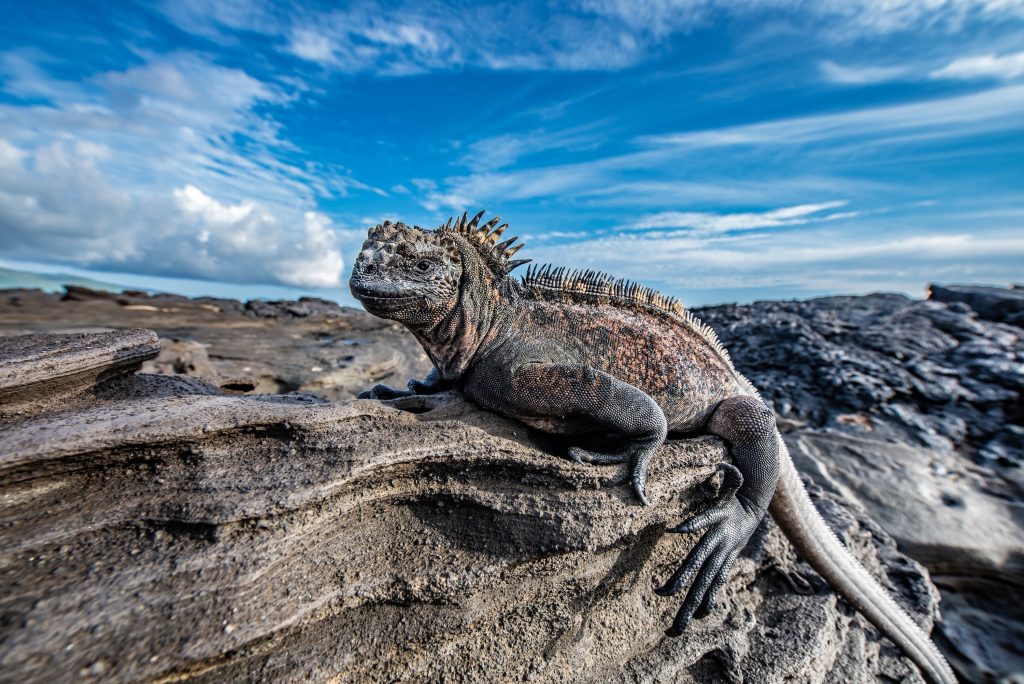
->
515, 265, 744, 431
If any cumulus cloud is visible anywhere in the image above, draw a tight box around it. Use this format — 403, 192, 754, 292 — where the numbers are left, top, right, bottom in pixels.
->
0, 51, 356, 288
0, 139, 344, 287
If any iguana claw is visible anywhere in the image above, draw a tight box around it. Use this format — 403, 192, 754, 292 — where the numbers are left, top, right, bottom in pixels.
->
567, 440, 661, 506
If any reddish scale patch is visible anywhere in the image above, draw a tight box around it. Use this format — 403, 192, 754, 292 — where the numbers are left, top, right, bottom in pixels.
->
522, 299, 739, 429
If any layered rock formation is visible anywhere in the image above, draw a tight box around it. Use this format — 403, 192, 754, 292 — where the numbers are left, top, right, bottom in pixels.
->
0, 293, 951, 683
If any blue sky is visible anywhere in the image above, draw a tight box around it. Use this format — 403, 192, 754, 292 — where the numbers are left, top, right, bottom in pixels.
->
1, 0, 1022, 306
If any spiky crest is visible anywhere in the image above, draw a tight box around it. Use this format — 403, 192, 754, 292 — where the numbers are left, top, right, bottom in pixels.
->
436, 210, 531, 276
521, 264, 735, 368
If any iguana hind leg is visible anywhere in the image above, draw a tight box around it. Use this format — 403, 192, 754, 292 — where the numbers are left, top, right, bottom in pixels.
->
501, 363, 667, 504
656, 395, 780, 635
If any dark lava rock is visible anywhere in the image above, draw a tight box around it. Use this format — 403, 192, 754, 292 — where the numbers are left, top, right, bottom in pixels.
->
696, 291, 1023, 454
697, 286, 1024, 681
928, 284, 1024, 327
244, 296, 351, 318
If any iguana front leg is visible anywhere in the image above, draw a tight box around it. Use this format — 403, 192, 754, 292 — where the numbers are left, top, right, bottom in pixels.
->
656, 395, 780, 636
359, 367, 451, 400
499, 363, 668, 505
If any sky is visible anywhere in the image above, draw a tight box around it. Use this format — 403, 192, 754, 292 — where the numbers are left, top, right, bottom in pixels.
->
0, 0, 1022, 307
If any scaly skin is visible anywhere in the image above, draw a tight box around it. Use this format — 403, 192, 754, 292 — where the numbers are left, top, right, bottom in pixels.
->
350, 212, 956, 684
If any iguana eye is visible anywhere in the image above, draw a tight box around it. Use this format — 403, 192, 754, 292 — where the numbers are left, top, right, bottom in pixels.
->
415, 259, 432, 272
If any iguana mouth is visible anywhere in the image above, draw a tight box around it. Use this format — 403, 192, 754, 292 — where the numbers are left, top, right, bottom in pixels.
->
349, 284, 420, 303
355, 293, 420, 303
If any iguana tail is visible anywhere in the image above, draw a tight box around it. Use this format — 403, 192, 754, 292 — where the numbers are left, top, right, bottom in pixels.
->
770, 436, 957, 684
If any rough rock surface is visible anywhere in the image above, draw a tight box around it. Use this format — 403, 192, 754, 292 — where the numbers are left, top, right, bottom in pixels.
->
697, 285, 1024, 683
928, 284, 1024, 328
1, 327, 941, 684
0, 287, 431, 399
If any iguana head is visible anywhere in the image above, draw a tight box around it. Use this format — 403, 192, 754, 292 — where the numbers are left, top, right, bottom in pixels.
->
349, 210, 529, 329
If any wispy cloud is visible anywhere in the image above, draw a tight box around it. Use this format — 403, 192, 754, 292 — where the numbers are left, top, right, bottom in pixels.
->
158, 0, 1024, 77
413, 81, 1024, 214
527, 222, 1024, 303
628, 201, 854, 234
4, 0, 1023, 304
819, 60, 910, 85
580, 0, 1024, 45
642, 84, 1024, 149
931, 50, 1024, 80
457, 127, 607, 173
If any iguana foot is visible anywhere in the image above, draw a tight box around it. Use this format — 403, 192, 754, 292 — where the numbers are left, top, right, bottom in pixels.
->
358, 383, 413, 400
568, 440, 660, 505
656, 463, 760, 635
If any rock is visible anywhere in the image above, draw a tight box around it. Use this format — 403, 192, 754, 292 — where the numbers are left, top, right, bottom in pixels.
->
144, 337, 218, 377
697, 289, 1023, 459
788, 431, 1024, 682
977, 425, 1024, 469
928, 284, 1024, 326
0, 330, 941, 684
61, 284, 121, 301
0, 289, 432, 401
243, 296, 350, 319
698, 288, 1024, 681
0, 328, 159, 422
5, 285, 1022, 681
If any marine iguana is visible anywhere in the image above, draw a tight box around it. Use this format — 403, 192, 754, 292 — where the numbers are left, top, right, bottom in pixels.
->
349, 210, 956, 684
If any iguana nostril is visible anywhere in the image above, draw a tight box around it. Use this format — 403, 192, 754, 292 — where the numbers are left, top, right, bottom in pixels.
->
364, 264, 376, 274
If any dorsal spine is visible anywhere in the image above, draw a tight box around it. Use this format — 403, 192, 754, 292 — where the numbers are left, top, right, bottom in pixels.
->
521, 264, 735, 368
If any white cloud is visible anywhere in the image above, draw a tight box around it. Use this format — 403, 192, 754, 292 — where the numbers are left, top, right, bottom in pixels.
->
170, 186, 344, 288
282, 9, 461, 73
162, 0, 1024, 78
578, 0, 1024, 42
643, 84, 1024, 149
0, 52, 358, 288
151, 0, 1024, 78
412, 82, 1024, 214
274, 211, 347, 287
526, 221, 1024, 304
820, 60, 910, 84
288, 29, 337, 63
931, 50, 1024, 80
630, 201, 852, 234
458, 127, 606, 173
0, 139, 345, 287
0, 139, 28, 167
